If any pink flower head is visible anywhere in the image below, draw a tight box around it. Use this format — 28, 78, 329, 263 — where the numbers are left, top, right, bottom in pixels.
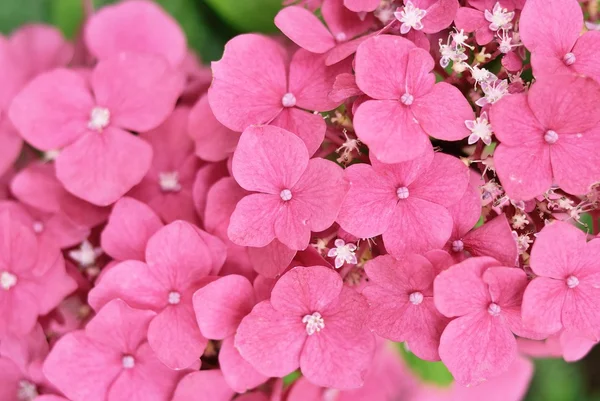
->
490, 74, 600, 200
88, 221, 226, 369
522, 221, 600, 340
394, 0, 459, 35
171, 370, 234, 401
235, 265, 375, 389
194, 275, 268, 392
455, 0, 517, 45
9, 53, 184, 206
363, 252, 453, 361
129, 107, 200, 224
353, 35, 474, 163
43, 299, 183, 401
275, 0, 373, 58
337, 150, 469, 257
228, 125, 348, 251
188, 94, 241, 162
100, 197, 163, 262
446, 186, 518, 266
520, 0, 600, 82
434, 257, 540, 385
0, 208, 76, 337
85, 0, 187, 67
208, 34, 351, 155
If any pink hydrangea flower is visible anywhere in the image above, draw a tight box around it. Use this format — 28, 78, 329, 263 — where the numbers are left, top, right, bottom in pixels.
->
171, 370, 234, 401
337, 150, 469, 257
363, 251, 453, 361
455, 0, 517, 45
9, 53, 184, 206
520, 0, 600, 82
129, 107, 200, 224
228, 125, 348, 251
0, 208, 76, 337
208, 34, 350, 155
522, 221, 600, 340
88, 221, 225, 369
193, 275, 268, 392
353, 35, 474, 163
434, 257, 541, 385
235, 266, 375, 389
43, 299, 184, 401
85, 0, 187, 67
490, 74, 600, 200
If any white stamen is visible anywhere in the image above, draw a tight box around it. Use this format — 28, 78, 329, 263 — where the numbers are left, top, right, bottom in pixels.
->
159, 172, 182, 192
465, 111, 493, 146
0, 271, 17, 290
451, 240, 464, 252
335, 32, 347, 42
409, 291, 424, 305
484, 2, 515, 31
168, 291, 181, 305
302, 312, 325, 335
122, 355, 135, 369
88, 107, 110, 131
17, 380, 38, 401
566, 275, 579, 289
544, 130, 559, 144
280, 189, 293, 201
42, 149, 60, 162
488, 303, 501, 316
395, 1, 427, 34
32, 221, 44, 233
400, 92, 414, 105
282, 93, 297, 108
396, 186, 410, 199
563, 52, 576, 66
327, 239, 358, 269
69, 240, 103, 268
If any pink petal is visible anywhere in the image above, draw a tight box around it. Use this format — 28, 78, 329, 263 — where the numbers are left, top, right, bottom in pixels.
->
85, 0, 186, 67
560, 329, 597, 362
100, 197, 163, 262
493, 142, 553, 201
325, 33, 375, 66
192, 161, 229, 218
270, 106, 327, 156
0, 120, 21, 177
519, 0, 581, 55
219, 337, 269, 393
409, 153, 470, 207
172, 370, 234, 401
355, 35, 415, 99
521, 277, 565, 336
404, 48, 436, 98
448, 185, 481, 239
0, 37, 28, 111
530, 221, 586, 279
56, 128, 152, 206
439, 311, 517, 386
562, 281, 600, 340
189, 94, 240, 162
502, 50, 523, 72
289, 49, 351, 112
193, 275, 255, 339
353, 100, 431, 163
0, 208, 38, 273
323, 0, 374, 40
329, 73, 362, 103
228, 194, 280, 248
235, 301, 306, 377
232, 125, 309, 193
204, 177, 248, 238
364, 254, 433, 293
8, 68, 93, 151
147, 304, 208, 369
489, 93, 544, 146
434, 256, 497, 317
274, 6, 335, 53
412, 82, 474, 141
10, 163, 63, 214
344, 0, 380, 12
463, 214, 518, 267
209, 34, 287, 132
572, 31, 600, 82
383, 198, 454, 256
248, 239, 297, 278
454, 7, 486, 33
91, 53, 184, 132
419, 0, 459, 33
271, 265, 342, 314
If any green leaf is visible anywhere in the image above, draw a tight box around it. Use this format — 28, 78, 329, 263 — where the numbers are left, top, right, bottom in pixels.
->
204, 0, 282, 33
50, 0, 83, 38
0, 0, 51, 34
397, 343, 454, 387
524, 359, 585, 401
283, 370, 301, 386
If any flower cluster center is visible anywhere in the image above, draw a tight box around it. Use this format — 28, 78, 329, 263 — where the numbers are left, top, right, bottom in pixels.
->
544, 130, 559, 144
0, 271, 17, 290
488, 302, 501, 316
88, 107, 111, 131
282, 93, 297, 108
563, 52, 576, 66
159, 171, 182, 192
168, 291, 181, 305
409, 291, 424, 305
122, 355, 136, 369
17, 380, 38, 401
566, 275, 579, 289
396, 186, 410, 199
395, 1, 427, 34
280, 188, 293, 201
302, 312, 325, 335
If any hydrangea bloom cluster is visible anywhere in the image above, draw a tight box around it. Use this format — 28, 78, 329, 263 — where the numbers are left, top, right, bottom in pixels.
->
1, 0, 599, 400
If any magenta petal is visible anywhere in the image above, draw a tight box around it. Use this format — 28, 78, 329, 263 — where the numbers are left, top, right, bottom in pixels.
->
209, 34, 287, 132
343, 0, 380, 12
10, 163, 63, 213
147, 304, 208, 369
329, 73, 362, 103
572, 31, 600, 83
219, 337, 269, 393
562, 282, 600, 340
273, 201, 312, 251
232, 125, 309, 193
454, 7, 486, 33
323, 0, 374, 39
248, 239, 296, 278
270, 107, 326, 156
172, 370, 234, 401
489, 92, 544, 146
193, 275, 255, 339
100, 197, 162, 261
560, 330, 597, 362
521, 277, 565, 336
419, 0, 459, 33
235, 301, 306, 377
439, 311, 517, 386
85, 0, 186, 67
228, 194, 279, 247
8, 68, 93, 151
530, 221, 586, 279
56, 128, 152, 206
463, 214, 519, 267
274, 7, 335, 54
354, 100, 431, 163
448, 185, 481, 238
410, 153, 469, 207
365, 254, 433, 293
0, 120, 21, 177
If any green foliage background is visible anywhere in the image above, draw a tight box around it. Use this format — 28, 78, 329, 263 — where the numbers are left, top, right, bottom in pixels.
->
1, 0, 599, 399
